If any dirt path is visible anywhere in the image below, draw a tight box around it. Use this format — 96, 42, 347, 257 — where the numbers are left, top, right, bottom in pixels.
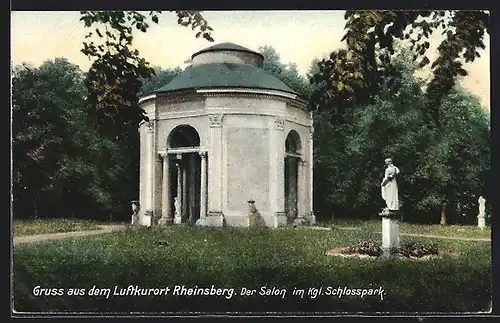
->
13, 225, 127, 246
310, 226, 491, 242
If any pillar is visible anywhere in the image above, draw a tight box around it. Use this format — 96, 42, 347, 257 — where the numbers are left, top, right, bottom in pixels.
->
308, 125, 315, 224
174, 155, 183, 224
188, 154, 196, 223
158, 152, 171, 226
207, 115, 224, 225
298, 159, 308, 218
199, 151, 208, 222
269, 118, 286, 228
182, 163, 188, 222
143, 121, 154, 226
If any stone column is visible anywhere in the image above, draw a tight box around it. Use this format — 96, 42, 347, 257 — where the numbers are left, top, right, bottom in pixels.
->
143, 121, 154, 226
308, 126, 315, 224
188, 154, 196, 223
199, 151, 208, 224
298, 159, 308, 219
269, 118, 286, 228
289, 157, 298, 219
182, 164, 188, 222
207, 115, 224, 226
158, 152, 171, 226
174, 155, 183, 224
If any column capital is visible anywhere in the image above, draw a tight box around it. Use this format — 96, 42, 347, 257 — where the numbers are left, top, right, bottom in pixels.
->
145, 121, 154, 133
158, 151, 168, 158
199, 151, 208, 158
209, 114, 224, 128
299, 159, 307, 167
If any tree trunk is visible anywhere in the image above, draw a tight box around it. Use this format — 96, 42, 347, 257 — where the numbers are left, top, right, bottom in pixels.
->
440, 202, 447, 226
33, 193, 38, 219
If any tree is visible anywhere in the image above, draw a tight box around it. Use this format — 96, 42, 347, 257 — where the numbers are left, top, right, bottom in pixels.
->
311, 49, 490, 224
411, 89, 490, 224
80, 11, 214, 128
312, 10, 489, 125
12, 58, 123, 219
138, 66, 182, 97
258, 45, 313, 99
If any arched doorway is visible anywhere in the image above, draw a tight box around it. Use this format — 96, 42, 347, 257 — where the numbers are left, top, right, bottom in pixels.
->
167, 125, 202, 224
284, 130, 301, 223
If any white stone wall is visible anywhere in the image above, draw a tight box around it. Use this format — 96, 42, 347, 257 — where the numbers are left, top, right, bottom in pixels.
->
138, 91, 313, 227
224, 115, 271, 226
192, 51, 263, 68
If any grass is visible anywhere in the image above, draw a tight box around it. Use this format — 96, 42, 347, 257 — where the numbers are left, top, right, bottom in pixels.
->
321, 219, 492, 240
13, 218, 125, 237
12, 226, 491, 313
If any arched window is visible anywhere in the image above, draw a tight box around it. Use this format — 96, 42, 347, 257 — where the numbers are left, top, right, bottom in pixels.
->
168, 125, 200, 148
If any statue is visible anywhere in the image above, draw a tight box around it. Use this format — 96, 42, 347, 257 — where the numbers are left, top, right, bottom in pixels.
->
131, 200, 140, 226
174, 197, 181, 218
381, 158, 400, 212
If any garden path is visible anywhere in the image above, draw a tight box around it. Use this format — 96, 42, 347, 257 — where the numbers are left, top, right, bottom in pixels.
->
13, 225, 127, 246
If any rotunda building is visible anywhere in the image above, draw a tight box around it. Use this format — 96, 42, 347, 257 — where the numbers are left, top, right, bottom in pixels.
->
136, 42, 315, 228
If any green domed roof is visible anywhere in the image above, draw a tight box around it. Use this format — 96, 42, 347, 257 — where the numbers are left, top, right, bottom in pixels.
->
153, 62, 297, 95
191, 42, 262, 58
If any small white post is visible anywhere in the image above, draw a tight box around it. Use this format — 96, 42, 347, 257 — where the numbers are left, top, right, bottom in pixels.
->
478, 196, 486, 230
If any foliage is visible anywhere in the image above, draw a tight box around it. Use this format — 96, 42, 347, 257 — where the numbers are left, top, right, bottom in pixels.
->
138, 66, 182, 97
80, 11, 213, 126
340, 241, 439, 258
13, 228, 491, 312
258, 45, 313, 99
75, 11, 214, 221
394, 242, 439, 258
344, 241, 382, 257
311, 50, 490, 224
311, 10, 489, 125
12, 59, 125, 220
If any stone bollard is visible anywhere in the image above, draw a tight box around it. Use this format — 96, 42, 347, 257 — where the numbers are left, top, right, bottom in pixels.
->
379, 208, 400, 257
478, 196, 486, 230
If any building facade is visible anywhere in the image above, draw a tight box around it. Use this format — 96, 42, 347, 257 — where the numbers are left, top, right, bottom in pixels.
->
137, 42, 314, 228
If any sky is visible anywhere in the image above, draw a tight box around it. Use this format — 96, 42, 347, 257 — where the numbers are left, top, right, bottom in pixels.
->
11, 11, 491, 109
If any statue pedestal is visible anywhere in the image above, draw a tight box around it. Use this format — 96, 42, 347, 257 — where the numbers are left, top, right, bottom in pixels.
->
379, 209, 400, 257
478, 215, 486, 229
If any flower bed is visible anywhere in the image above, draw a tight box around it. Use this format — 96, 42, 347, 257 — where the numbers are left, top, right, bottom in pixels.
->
326, 241, 459, 259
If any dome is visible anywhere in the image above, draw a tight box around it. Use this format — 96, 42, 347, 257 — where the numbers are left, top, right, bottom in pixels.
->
153, 62, 296, 94
190, 42, 263, 59
152, 42, 298, 96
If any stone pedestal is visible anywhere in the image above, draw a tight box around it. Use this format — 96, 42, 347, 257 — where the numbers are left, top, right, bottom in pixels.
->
205, 212, 224, 227
379, 209, 400, 257
478, 196, 486, 230
478, 215, 486, 229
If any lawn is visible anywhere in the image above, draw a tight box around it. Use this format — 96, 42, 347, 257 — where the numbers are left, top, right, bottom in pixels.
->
12, 226, 491, 313
13, 218, 125, 237
322, 219, 491, 240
